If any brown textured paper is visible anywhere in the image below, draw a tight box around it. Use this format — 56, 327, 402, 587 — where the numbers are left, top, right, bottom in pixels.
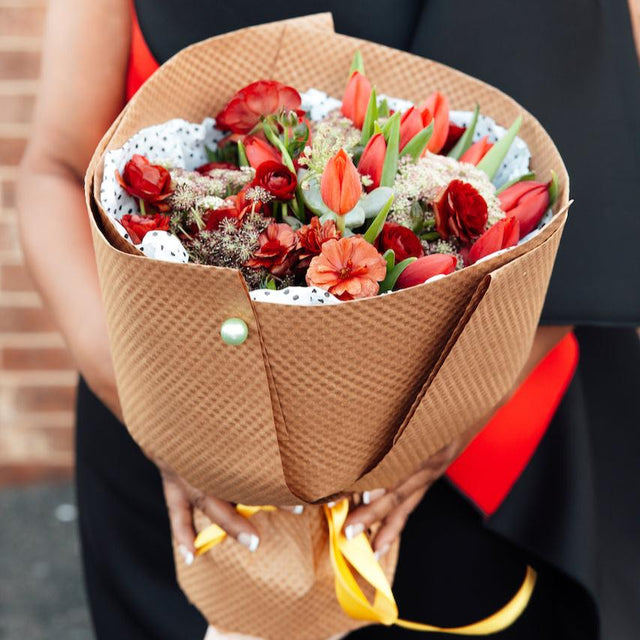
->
85, 15, 570, 639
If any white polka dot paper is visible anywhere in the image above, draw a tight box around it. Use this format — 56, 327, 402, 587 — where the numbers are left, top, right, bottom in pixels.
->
250, 286, 341, 306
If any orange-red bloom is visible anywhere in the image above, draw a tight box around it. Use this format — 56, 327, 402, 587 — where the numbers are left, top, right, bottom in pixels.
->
296, 217, 340, 268
341, 71, 372, 129
399, 106, 432, 152
244, 135, 281, 169
434, 180, 488, 244
120, 213, 170, 244
421, 91, 450, 153
306, 236, 387, 300
395, 254, 457, 290
377, 222, 424, 262
245, 223, 297, 276
215, 80, 302, 134
498, 180, 550, 238
116, 154, 172, 209
357, 133, 386, 190
467, 216, 520, 265
321, 149, 362, 215
460, 136, 493, 165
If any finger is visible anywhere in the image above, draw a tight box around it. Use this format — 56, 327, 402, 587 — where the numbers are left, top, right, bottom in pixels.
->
280, 505, 305, 515
192, 493, 261, 552
372, 485, 429, 556
161, 473, 196, 566
362, 488, 386, 505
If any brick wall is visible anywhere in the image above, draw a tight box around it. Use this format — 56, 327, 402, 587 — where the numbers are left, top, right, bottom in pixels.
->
0, 0, 76, 485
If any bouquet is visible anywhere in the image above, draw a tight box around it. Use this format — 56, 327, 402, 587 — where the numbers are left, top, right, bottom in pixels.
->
86, 15, 570, 639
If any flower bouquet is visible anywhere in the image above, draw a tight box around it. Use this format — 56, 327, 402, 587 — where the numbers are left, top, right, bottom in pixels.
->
86, 15, 570, 639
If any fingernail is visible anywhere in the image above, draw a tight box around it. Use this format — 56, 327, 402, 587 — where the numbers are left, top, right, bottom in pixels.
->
178, 544, 194, 566
291, 505, 304, 515
326, 501, 336, 508
362, 489, 385, 505
238, 532, 260, 552
344, 523, 364, 540
374, 544, 390, 561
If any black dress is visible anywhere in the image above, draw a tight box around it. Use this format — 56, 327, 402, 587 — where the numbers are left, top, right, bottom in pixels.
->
76, 1, 640, 638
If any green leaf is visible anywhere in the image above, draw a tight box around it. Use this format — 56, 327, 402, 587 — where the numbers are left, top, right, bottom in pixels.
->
380, 113, 400, 188
373, 121, 384, 136
360, 87, 378, 146
301, 176, 334, 217
350, 50, 365, 75
383, 249, 396, 272
237, 140, 249, 167
262, 122, 295, 172
265, 277, 277, 291
380, 257, 417, 293
477, 115, 523, 181
363, 193, 394, 244
400, 121, 434, 161
381, 111, 400, 139
548, 169, 559, 206
378, 98, 390, 118
283, 215, 303, 230
495, 171, 536, 194
447, 104, 479, 159
360, 186, 394, 219
421, 231, 441, 242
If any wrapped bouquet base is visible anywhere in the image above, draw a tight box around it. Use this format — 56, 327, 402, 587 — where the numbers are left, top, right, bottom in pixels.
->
86, 14, 570, 639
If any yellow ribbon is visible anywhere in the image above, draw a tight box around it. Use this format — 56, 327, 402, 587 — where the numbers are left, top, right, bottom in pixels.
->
194, 499, 537, 634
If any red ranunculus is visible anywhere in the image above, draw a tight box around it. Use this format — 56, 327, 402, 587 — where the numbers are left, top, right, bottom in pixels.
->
341, 71, 372, 129
498, 180, 551, 238
434, 179, 488, 244
467, 216, 520, 265
377, 222, 424, 262
195, 161, 238, 174
116, 154, 172, 207
296, 216, 340, 268
245, 223, 297, 276
215, 80, 302, 134
244, 135, 281, 169
357, 132, 386, 190
120, 213, 170, 244
394, 254, 457, 290
253, 161, 297, 200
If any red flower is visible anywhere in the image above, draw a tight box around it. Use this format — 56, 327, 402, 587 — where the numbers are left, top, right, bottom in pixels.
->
321, 149, 362, 215
357, 133, 386, 190
395, 254, 457, 290
116, 155, 172, 207
421, 92, 450, 154
399, 106, 432, 152
434, 180, 488, 244
253, 161, 297, 200
467, 216, 520, 265
245, 223, 297, 276
215, 80, 302, 134
120, 213, 170, 244
377, 222, 424, 262
441, 122, 466, 155
341, 71, 372, 129
296, 217, 340, 268
244, 135, 281, 169
201, 207, 241, 232
459, 136, 493, 165
195, 161, 238, 174
498, 180, 551, 238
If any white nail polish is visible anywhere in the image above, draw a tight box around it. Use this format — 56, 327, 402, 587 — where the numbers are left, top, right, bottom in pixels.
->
178, 544, 194, 566
374, 544, 390, 561
292, 505, 304, 515
238, 532, 260, 552
326, 501, 336, 508
344, 523, 364, 540
363, 489, 385, 505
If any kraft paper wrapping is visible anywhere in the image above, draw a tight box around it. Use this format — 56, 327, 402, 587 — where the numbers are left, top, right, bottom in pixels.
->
84, 15, 569, 638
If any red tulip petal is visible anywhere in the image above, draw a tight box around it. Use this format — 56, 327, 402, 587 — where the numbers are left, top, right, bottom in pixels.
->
422, 91, 450, 153
395, 254, 457, 289
459, 136, 493, 165
467, 216, 520, 265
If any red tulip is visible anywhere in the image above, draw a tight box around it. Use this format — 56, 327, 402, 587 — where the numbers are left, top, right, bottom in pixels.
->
467, 216, 520, 265
459, 136, 493, 165
377, 222, 424, 262
321, 149, 362, 215
498, 180, 551, 238
399, 106, 432, 152
434, 180, 488, 244
357, 132, 386, 190
215, 80, 301, 134
421, 91, 449, 153
341, 71, 372, 129
441, 122, 466, 155
116, 154, 172, 207
243, 135, 281, 169
395, 254, 457, 290
120, 213, 170, 244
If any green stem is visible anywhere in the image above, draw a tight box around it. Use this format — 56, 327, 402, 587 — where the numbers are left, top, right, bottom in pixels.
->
336, 214, 346, 235
139, 198, 147, 216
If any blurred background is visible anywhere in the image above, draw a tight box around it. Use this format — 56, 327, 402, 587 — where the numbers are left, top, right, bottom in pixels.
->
1, 1, 639, 639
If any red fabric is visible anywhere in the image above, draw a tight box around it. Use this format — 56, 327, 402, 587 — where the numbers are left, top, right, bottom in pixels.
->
446, 333, 579, 516
126, 1, 160, 101
125, 6, 579, 515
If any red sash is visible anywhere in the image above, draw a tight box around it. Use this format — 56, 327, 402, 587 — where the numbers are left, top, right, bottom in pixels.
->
125, 6, 579, 515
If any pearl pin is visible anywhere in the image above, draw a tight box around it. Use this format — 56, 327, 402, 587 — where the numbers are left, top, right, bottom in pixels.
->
220, 318, 249, 345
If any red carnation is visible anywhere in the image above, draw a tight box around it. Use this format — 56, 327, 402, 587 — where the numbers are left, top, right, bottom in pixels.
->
434, 180, 488, 245
245, 223, 297, 277
377, 222, 424, 262
120, 213, 170, 244
253, 161, 297, 200
116, 155, 172, 209
215, 80, 302, 134
296, 217, 340, 268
